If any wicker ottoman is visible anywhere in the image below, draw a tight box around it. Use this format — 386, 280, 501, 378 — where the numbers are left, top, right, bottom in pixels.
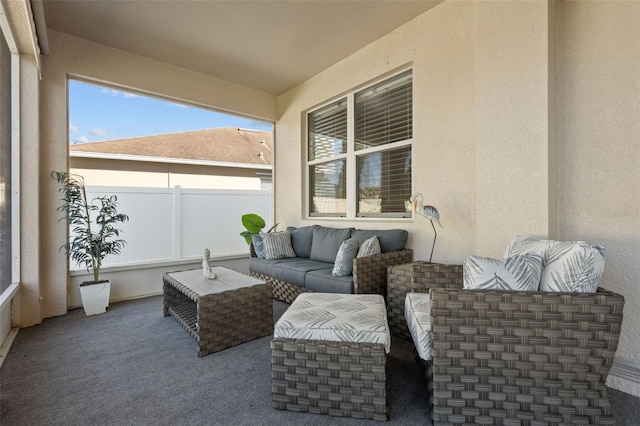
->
271, 293, 391, 421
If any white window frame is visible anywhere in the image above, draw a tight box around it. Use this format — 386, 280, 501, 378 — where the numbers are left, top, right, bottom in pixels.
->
305, 69, 413, 220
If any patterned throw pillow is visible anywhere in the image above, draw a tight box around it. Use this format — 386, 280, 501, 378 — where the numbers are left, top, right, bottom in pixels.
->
504, 235, 606, 293
357, 236, 381, 258
251, 234, 266, 259
332, 237, 360, 277
463, 254, 543, 291
261, 231, 296, 260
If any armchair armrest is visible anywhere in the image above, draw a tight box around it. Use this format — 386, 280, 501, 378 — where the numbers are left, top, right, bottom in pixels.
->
353, 249, 413, 296
428, 286, 625, 425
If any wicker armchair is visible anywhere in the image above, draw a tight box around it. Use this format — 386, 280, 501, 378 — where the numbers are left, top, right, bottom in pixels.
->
408, 263, 625, 426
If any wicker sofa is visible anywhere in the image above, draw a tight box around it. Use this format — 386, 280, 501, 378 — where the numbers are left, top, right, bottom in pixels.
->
249, 225, 413, 304
403, 262, 625, 426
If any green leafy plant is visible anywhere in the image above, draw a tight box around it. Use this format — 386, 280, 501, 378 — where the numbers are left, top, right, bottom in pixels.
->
240, 213, 277, 245
52, 171, 129, 282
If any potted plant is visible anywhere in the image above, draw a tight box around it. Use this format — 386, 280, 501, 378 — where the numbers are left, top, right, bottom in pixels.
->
240, 213, 277, 257
52, 171, 129, 316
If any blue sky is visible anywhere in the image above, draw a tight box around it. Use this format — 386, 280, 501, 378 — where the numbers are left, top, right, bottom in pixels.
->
68, 79, 273, 144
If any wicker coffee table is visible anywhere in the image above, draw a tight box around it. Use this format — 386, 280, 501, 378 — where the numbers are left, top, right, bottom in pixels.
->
163, 266, 273, 357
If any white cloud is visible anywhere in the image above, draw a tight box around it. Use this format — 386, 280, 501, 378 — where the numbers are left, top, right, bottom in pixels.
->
90, 128, 108, 136
74, 136, 89, 144
101, 88, 141, 99
69, 122, 78, 132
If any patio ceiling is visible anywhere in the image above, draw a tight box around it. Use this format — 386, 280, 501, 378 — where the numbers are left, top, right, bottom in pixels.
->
42, 0, 441, 96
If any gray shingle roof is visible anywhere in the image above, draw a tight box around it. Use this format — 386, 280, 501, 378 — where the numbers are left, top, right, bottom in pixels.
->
70, 127, 272, 166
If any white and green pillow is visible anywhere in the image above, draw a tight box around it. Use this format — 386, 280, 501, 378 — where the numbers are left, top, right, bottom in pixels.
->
504, 235, 605, 293
463, 254, 543, 291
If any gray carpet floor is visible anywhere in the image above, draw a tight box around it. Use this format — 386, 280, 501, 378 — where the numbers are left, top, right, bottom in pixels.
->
1, 295, 638, 425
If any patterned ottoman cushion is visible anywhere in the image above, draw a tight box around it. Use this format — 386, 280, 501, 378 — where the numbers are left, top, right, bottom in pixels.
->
274, 293, 391, 353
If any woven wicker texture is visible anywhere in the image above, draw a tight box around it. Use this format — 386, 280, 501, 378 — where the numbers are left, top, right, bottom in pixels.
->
163, 270, 273, 357
428, 286, 625, 426
251, 249, 413, 304
387, 262, 463, 340
271, 338, 388, 421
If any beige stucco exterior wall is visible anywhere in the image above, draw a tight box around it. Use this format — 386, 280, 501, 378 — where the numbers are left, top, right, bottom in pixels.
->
275, 0, 638, 395
31, 30, 277, 325
276, 0, 477, 262
556, 0, 640, 396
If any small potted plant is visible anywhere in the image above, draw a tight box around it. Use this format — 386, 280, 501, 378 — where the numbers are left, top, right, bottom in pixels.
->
52, 171, 129, 316
240, 213, 277, 257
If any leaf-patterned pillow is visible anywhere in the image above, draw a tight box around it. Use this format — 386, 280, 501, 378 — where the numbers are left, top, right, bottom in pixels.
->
332, 238, 359, 277
357, 236, 381, 258
463, 254, 543, 291
504, 235, 605, 293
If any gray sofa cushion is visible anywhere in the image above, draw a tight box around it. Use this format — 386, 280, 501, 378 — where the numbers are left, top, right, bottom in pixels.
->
351, 229, 408, 253
305, 269, 353, 294
309, 226, 352, 263
248, 257, 302, 277
269, 259, 333, 287
286, 225, 318, 258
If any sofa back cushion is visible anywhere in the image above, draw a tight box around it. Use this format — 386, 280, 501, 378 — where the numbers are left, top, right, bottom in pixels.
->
309, 226, 352, 263
504, 235, 606, 293
351, 229, 408, 253
286, 225, 317, 258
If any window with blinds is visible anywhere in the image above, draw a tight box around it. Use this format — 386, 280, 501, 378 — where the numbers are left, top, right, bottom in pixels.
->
307, 70, 412, 218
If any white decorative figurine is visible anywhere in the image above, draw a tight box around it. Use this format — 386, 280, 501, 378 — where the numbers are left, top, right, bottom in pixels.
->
202, 248, 217, 280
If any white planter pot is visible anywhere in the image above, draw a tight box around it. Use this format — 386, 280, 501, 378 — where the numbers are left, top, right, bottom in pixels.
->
79, 280, 111, 316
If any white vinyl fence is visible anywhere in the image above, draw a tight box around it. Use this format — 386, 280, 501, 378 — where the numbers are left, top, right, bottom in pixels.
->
73, 186, 273, 269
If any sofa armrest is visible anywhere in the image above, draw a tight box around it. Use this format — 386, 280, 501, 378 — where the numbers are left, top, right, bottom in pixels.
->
353, 249, 413, 296
428, 286, 625, 424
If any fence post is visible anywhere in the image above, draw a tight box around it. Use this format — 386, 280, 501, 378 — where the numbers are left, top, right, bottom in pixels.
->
172, 185, 182, 260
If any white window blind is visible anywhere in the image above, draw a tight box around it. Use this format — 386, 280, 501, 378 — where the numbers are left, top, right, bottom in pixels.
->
307, 70, 412, 219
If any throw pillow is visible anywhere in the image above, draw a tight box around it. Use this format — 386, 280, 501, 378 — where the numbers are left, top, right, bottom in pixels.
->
332, 237, 360, 277
504, 235, 606, 293
251, 234, 266, 259
261, 231, 296, 260
463, 254, 543, 291
357, 236, 381, 258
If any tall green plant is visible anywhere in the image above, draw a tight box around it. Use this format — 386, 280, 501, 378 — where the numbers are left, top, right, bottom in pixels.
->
240, 213, 277, 245
52, 171, 129, 282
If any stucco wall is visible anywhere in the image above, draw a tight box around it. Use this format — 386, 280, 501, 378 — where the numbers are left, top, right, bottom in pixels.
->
275, 0, 638, 395
33, 31, 277, 324
556, 0, 640, 395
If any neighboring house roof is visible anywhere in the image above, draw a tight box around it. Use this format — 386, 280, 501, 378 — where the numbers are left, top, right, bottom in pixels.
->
70, 127, 272, 167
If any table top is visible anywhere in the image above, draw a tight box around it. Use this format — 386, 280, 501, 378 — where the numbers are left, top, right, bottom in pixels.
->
165, 267, 266, 297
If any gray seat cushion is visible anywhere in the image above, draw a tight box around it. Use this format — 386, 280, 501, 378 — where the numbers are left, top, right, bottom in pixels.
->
249, 257, 302, 277
351, 229, 408, 253
269, 259, 333, 287
305, 268, 353, 294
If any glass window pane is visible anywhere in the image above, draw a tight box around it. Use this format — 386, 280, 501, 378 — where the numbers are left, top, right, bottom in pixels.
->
356, 146, 412, 217
0, 31, 11, 292
308, 99, 347, 161
309, 159, 346, 216
355, 70, 412, 150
